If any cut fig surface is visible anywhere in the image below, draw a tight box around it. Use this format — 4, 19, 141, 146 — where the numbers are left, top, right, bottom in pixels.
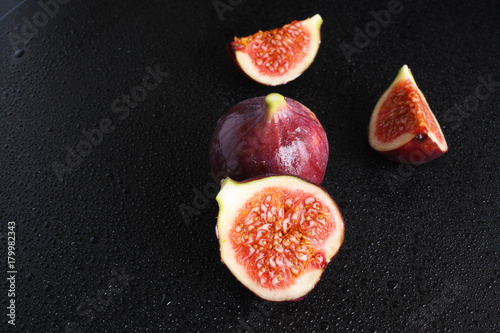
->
368, 65, 448, 164
216, 176, 344, 302
228, 14, 323, 86
209, 93, 329, 185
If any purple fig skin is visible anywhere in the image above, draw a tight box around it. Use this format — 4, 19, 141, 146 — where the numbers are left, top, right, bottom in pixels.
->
209, 94, 329, 185
377, 133, 447, 165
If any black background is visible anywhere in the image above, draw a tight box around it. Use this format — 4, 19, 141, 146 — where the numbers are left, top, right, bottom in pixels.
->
1, 0, 499, 332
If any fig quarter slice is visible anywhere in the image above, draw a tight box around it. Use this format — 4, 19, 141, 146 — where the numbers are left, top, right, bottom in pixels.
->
216, 176, 345, 302
227, 14, 323, 86
368, 65, 448, 164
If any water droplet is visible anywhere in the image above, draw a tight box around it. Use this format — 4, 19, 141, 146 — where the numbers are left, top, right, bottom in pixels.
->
13, 49, 25, 58
387, 280, 399, 289
161, 293, 168, 306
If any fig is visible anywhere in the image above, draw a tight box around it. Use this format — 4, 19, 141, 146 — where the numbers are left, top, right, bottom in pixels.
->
216, 176, 344, 301
209, 93, 329, 185
227, 14, 323, 86
368, 65, 448, 164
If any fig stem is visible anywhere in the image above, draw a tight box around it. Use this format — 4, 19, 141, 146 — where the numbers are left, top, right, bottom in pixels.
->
265, 93, 287, 117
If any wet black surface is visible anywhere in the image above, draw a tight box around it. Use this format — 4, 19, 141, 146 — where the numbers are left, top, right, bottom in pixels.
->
1, 0, 499, 332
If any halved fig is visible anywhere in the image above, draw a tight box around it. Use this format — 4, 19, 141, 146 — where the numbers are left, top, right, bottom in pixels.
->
368, 65, 448, 164
216, 176, 344, 302
209, 93, 329, 185
227, 14, 323, 86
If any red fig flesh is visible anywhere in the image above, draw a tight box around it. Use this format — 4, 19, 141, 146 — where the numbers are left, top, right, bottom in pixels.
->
216, 176, 344, 302
209, 93, 329, 185
368, 65, 448, 164
228, 14, 323, 86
